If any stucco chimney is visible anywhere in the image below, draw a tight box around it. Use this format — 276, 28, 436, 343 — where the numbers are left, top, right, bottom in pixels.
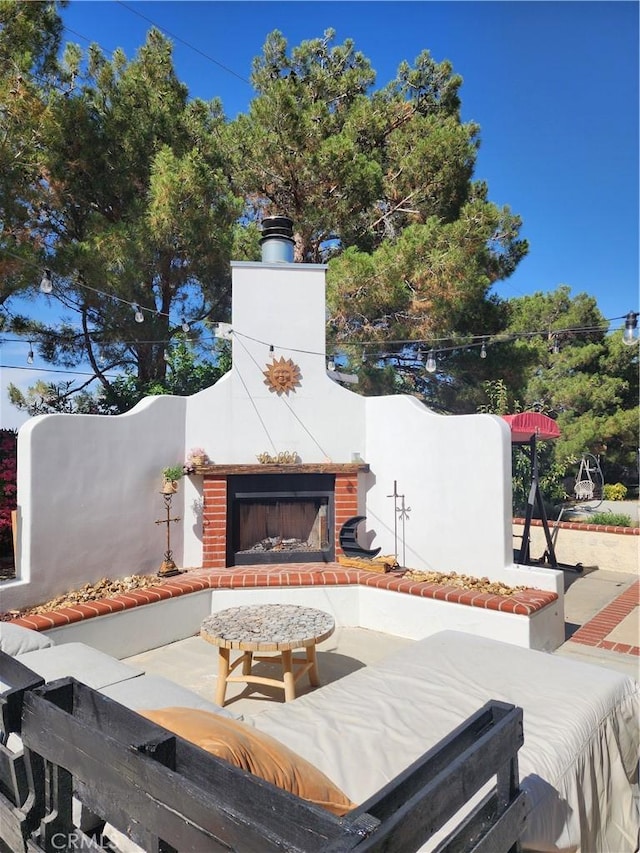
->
260, 216, 295, 263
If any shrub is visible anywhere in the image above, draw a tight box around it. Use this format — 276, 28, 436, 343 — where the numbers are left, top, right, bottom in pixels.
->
0, 429, 18, 550
511, 444, 575, 517
582, 511, 633, 527
602, 482, 628, 501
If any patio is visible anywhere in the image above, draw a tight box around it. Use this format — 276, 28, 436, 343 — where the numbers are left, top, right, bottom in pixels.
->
1, 565, 637, 852
119, 567, 638, 721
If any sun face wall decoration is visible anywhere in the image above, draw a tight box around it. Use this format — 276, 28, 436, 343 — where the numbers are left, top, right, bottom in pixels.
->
263, 356, 302, 395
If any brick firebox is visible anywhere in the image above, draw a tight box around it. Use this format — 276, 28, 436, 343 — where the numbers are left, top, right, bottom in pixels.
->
199, 463, 367, 569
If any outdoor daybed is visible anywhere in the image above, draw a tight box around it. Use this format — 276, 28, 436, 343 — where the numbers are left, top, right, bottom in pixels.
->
1, 624, 639, 852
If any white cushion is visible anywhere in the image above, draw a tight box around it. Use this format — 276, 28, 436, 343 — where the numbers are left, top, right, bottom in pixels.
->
252, 630, 640, 853
0, 623, 54, 656
16, 643, 144, 689
100, 675, 242, 720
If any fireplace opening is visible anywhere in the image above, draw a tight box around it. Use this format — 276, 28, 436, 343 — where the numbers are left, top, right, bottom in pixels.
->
227, 474, 335, 565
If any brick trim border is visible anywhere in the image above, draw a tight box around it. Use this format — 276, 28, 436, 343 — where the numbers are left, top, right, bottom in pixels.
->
513, 517, 639, 535
568, 580, 639, 657
9, 564, 557, 633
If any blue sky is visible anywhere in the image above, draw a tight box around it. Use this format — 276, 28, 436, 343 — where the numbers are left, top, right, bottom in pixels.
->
1, 1, 638, 428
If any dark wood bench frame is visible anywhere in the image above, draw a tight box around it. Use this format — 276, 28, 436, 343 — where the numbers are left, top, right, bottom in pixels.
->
0, 650, 529, 852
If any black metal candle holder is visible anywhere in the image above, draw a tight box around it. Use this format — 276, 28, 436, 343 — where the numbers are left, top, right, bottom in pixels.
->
155, 491, 183, 577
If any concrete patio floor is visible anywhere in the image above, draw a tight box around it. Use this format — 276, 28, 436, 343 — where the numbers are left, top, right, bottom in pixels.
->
124, 567, 639, 719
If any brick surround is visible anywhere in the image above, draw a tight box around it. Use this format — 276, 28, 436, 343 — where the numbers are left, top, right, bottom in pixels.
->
10, 564, 558, 633
202, 475, 227, 568
201, 468, 360, 569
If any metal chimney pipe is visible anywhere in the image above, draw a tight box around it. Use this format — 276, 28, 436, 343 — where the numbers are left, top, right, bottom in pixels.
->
260, 216, 295, 263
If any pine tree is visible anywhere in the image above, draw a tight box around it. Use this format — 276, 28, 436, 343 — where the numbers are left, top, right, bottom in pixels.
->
2, 17, 241, 406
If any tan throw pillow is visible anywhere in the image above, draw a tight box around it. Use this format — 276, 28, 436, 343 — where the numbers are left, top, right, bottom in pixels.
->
140, 707, 355, 816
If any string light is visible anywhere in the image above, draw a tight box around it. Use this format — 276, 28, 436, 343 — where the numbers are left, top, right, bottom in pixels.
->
2, 313, 634, 368
39, 269, 53, 294
425, 349, 437, 373
181, 317, 190, 333
327, 359, 336, 372
623, 311, 638, 346
480, 341, 487, 359
27, 343, 34, 364
552, 335, 560, 355
4, 247, 634, 355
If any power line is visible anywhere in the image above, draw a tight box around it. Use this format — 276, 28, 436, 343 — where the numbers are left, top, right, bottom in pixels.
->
3, 10, 251, 113
114, 1, 251, 86
0, 364, 118, 378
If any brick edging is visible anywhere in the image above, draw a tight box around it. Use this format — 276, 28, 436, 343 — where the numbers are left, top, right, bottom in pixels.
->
513, 518, 639, 535
568, 580, 639, 657
8, 564, 557, 632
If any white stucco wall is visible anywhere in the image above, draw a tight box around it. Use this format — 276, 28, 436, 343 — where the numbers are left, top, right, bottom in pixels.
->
3, 258, 552, 612
6, 395, 188, 609
363, 396, 514, 575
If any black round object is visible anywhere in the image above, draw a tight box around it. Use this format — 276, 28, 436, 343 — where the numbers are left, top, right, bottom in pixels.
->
260, 216, 294, 242
339, 515, 381, 558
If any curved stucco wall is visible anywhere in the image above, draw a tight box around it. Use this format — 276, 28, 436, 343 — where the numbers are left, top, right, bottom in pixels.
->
363, 396, 513, 574
6, 394, 187, 609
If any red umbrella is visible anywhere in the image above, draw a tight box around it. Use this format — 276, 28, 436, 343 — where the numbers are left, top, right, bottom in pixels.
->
502, 412, 560, 443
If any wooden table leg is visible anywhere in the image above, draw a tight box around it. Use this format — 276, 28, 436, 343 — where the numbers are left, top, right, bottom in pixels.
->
242, 651, 253, 675
216, 647, 230, 706
307, 643, 320, 687
280, 649, 296, 702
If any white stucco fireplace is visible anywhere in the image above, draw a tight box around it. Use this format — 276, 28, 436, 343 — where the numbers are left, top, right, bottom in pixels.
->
7, 217, 563, 611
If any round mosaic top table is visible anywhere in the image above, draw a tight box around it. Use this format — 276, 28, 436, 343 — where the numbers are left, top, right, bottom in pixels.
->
201, 603, 335, 705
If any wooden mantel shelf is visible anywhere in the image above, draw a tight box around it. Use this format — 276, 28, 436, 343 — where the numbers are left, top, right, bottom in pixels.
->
192, 463, 369, 475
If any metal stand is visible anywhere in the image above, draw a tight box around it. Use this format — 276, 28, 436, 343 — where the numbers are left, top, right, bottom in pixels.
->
155, 491, 183, 577
516, 435, 582, 573
387, 481, 400, 562
387, 481, 411, 567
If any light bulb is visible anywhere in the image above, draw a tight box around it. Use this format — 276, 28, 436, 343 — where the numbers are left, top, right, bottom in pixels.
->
181, 317, 190, 333
27, 347, 34, 364
163, 349, 171, 362
425, 349, 437, 373
39, 269, 53, 293
133, 304, 144, 323
361, 348, 367, 363
552, 336, 560, 355
269, 344, 274, 354
327, 359, 336, 372
623, 311, 638, 346
480, 342, 487, 359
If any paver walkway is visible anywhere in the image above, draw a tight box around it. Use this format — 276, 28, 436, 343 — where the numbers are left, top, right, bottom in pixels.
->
568, 579, 638, 656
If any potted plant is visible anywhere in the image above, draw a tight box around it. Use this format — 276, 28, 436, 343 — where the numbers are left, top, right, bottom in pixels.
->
186, 447, 209, 468
162, 465, 184, 494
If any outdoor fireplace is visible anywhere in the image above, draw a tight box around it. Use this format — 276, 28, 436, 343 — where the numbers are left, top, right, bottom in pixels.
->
200, 464, 364, 569
228, 474, 335, 565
